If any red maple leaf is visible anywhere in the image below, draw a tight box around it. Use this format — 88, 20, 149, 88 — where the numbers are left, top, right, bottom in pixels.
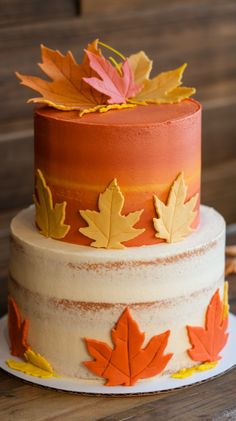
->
187, 289, 228, 362
84, 307, 173, 386
83, 50, 141, 105
8, 296, 30, 357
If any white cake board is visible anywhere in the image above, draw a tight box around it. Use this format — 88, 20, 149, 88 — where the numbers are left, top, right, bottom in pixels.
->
0, 314, 236, 396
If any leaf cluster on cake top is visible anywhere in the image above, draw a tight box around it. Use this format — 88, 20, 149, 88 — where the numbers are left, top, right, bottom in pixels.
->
16, 39, 196, 116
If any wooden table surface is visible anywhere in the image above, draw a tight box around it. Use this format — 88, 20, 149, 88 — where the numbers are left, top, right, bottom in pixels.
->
0, 234, 236, 421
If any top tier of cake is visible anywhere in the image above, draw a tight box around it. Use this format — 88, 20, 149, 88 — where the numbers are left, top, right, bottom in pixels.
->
34, 98, 201, 247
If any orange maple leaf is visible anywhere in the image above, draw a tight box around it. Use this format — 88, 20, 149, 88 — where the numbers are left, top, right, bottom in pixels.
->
187, 289, 228, 362
84, 307, 173, 386
16, 40, 106, 111
8, 297, 30, 357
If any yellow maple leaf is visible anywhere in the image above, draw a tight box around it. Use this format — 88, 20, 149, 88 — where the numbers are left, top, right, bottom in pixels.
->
172, 361, 218, 379
79, 179, 145, 249
128, 51, 153, 86
25, 349, 53, 372
153, 172, 198, 243
223, 281, 229, 320
16, 40, 106, 114
80, 103, 136, 117
133, 63, 195, 104
6, 349, 55, 379
34, 169, 70, 239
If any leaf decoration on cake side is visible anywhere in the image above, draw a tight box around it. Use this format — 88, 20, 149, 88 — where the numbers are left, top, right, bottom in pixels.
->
84, 307, 173, 386
16, 39, 196, 115
171, 361, 218, 379
8, 297, 30, 357
6, 349, 56, 379
153, 172, 198, 243
34, 169, 70, 239
223, 281, 230, 320
187, 288, 229, 363
132, 63, 195, 104
83, 50, 140, 104
79, 179, 145, 249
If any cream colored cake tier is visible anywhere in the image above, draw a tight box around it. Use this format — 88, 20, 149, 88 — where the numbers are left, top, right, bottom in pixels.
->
9, 205, 225, 381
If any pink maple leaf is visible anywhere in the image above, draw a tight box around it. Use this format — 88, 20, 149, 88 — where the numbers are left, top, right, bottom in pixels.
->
83, 50, 140, 104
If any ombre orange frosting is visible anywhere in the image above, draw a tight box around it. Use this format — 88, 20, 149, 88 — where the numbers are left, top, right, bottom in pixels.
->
34, 99, 201, 247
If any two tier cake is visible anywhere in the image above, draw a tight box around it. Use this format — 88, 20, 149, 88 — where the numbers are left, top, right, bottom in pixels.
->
6, 40, 228, 386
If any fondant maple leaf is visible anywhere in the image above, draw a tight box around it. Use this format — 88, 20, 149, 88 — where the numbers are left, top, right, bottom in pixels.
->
172, 361, 218, 379
84, 307, 173, 386
131, 62, 195, 104
8, 297, 29, 357
16, 40, 107, 112
79, 179, 145, 249
34, 169, 70, 239
83, 50, 140, 104
153, 172, 198, 243
6, 349, 56, 379
128, 51, 153, 85
187, 289, 229, 362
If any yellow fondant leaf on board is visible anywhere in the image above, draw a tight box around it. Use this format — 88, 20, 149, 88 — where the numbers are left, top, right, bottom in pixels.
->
223, 281, 229, 320
79, 179, 145, 249
171, 361, 218, 379
153, 172, 198, 243
6, 360, 54, 378
128, 51, 153, 86
34, 169, 70, 239
6, 349, 56, 379
133, 64, 195, 104
25, 349, 53, 373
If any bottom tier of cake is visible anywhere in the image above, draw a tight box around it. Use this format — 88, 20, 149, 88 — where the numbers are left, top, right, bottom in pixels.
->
8, 205, 226, 384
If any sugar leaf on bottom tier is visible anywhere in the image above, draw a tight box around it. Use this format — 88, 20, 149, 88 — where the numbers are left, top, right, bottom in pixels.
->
6, 349, 56, 379
8, 297, 29, 357
84, 307, 173, 386
187, 287, 229, 362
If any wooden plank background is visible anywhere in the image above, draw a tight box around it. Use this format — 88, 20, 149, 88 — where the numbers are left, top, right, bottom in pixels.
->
0, 0, 236, 316
0, 0, 79, 27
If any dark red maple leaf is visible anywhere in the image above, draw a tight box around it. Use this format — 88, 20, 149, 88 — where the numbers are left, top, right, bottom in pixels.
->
8, 296, 30, 357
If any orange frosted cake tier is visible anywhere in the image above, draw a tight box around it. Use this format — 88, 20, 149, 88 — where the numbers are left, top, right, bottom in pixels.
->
34, 99, 201, 247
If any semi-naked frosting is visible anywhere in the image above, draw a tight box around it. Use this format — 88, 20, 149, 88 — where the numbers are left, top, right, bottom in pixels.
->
9, 205, 225, 380
34, 99, 201, 247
